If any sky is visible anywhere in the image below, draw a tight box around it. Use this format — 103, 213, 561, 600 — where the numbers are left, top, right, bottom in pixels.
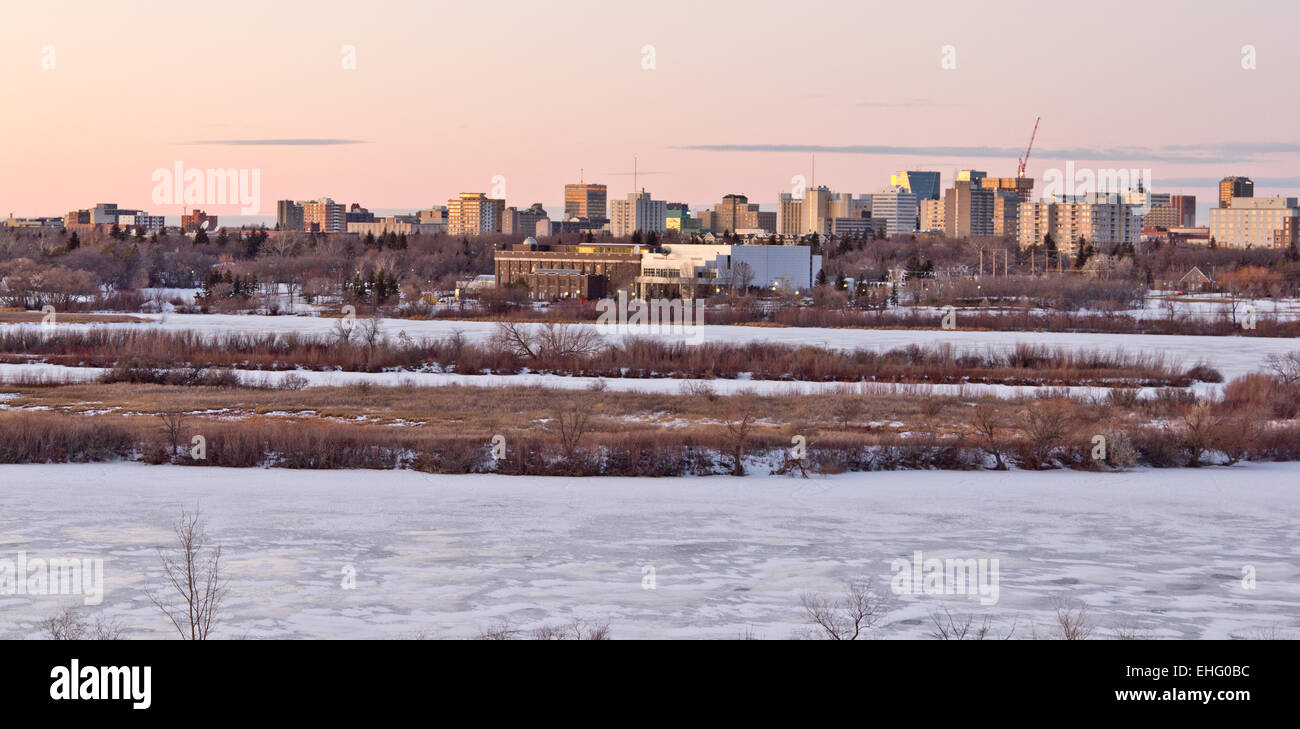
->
3, 0, 1299, 223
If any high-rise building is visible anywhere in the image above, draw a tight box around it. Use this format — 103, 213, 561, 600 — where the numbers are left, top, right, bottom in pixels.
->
943, 181, 994, 238
956, 170, 988, 188
920, 199, 945, 233
991, 190, 1020, 239
447, 192, 499, 236
564, 183, 608, 223
609, 191, 667, 237
889, 171, 941, 201
277, 200, 304, 231
1219, 177, 1254, 208
711, 194, 763, 234
870, 186, 919, 238
1169, 195, 1197, 227
1209, 196, 1299, 248
777, 193, 804, 237
1017, 202, 1058, 248
983, 176, 1035, 204
301, 198, 345, 233
1018, 200, 1139, 253
803, 186, 835, 236
503, 203, 549, 236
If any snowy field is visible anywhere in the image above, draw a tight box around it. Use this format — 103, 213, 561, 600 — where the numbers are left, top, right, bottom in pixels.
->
1, 463, 1296, 640
7, 313, 1300, 384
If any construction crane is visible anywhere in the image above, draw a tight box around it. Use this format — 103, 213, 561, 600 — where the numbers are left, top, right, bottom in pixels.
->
1016, 116, 1040, 178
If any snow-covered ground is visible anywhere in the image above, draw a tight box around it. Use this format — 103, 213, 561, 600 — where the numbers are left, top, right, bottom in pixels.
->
7, 313, 1300, 384
0, 463, 1295, 640
0, 361, 1222, 400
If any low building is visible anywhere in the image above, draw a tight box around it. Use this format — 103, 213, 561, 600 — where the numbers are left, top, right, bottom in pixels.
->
635, 243, 822, 298
494, 238, 646, 299
181, 209, 218, 232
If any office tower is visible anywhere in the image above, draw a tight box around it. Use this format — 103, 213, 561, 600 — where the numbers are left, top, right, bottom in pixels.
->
943, 181, 994, 237
1219, 177, 1254, 208
564, 183, 608, 223
871, 186, 919, 237
889, 171, 941, 201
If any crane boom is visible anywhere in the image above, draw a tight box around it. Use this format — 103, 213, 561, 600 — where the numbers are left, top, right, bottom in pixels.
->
1017, 116, 1040, 178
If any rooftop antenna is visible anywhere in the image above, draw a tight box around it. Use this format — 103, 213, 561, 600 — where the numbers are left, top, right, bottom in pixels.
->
634, 155, 638, 193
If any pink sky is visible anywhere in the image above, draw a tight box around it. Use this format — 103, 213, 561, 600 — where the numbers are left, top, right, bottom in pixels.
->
3, 0, 1299, 221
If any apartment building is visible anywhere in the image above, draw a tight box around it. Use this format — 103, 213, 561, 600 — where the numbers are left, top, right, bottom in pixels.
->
1017, 201, 1058, 248
920, 198, 945, 233
609, 191, 667, 237
1209, 197, 1299, 248
301, 198, 346, 233
277, 200, 304, 231
447, 192, 503, 236
991, 190, 1020, 239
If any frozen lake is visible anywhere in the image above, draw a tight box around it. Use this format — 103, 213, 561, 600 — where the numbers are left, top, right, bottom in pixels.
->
1, 463, 1296, 639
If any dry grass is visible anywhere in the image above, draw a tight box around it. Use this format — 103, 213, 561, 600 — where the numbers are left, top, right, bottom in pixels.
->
0, 327, 1216, 387
1, 372, 1296, 473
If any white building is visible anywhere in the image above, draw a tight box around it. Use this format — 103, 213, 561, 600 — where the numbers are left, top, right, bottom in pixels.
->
610, 191, 667, 237
870, 186, 919, 237
635, 243, 822, 297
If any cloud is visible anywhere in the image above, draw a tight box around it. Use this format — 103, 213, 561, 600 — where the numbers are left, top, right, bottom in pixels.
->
181, 138, 366, 146
855, 100, 967, 108
671, 142, 1300, 165
1158, 176, 1300, 188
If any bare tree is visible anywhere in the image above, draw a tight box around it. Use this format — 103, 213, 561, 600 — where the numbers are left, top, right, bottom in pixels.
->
929, 606, 1016, 640
721, 392, 761, 476
730, 261, 755, 294
1265, 352, 1300, 385
1055, 603, 1094, 640
1014, 401, 1071, 469
147, 508, 226, 640
41, 606, 125, 640
800, 580, 881, 640
972, 403, 1007, 470
156, 409, 186, 457
550, 401, 593, 466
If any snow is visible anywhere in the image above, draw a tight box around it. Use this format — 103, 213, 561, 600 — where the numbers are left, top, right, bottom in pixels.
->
0, 361, 1224, 400
0, 463, 1296, 640
5, 312, 1298, 387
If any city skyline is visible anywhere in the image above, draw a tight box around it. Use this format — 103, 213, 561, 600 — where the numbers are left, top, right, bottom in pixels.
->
4, 0, 1300, 218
